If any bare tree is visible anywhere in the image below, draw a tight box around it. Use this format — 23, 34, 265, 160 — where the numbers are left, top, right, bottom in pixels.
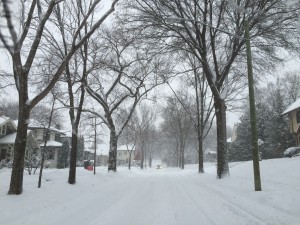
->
123, 0, 300, 178
161, 94, 193, 169
43, 1, 103, 184
168, 53, 215, 173
119, 111, 138, 170
279, 71, 300, 105
0, 0, 119, 195
134, 104, 156, 169
84, 25, 171, 172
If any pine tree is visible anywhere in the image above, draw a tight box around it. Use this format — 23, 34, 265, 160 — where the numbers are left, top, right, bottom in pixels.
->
265, 86, 293, 158
228, 110, 252, 162
57, 141, 69, 169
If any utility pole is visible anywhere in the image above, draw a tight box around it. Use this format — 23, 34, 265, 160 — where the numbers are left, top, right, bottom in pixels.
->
245, 20, 262, 191
94, 117, 97, 175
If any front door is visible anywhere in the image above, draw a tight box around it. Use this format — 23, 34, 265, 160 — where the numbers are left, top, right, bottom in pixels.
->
0, 149, 7, 161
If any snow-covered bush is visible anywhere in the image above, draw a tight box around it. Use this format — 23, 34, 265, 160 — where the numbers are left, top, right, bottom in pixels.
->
283, 147, 300, 157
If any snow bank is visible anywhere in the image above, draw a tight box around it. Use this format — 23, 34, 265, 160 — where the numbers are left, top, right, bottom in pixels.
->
0, 158, 299, 225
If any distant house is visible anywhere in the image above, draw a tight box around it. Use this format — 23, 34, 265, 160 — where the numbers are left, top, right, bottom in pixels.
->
282, 98, 300, 146
117, 144, 135, 166
204, 149, 217, 162
83, 144, 108, 166
0, 116, 40, 163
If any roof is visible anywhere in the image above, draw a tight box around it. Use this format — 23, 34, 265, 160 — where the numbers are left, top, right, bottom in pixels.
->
0, 130, 32, 144
40, 140, 62, 147
14, 119, 65, 134
0, 132, 17, 144
0, 116, 10, 126
282, 98, 300, 115
117, 144, 135, 151
0, 116, 17, 131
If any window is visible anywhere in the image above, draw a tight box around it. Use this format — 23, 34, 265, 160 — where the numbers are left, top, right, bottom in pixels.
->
47, 149, 55, 160
0, 125, 7, 135
55, 134, 61, 142
1, 149, 6, 160
297, 111, 300, 124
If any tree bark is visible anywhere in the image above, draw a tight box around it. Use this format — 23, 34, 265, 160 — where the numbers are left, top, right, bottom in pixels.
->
198, 135, 204, 173
8, 73, 30, 194
128, 152, 132, 170
108, 128, 118, 172
68, 126, 78, 184
140, 140, 144, 169
181, 146, 185, 170
214, 97, 229, 178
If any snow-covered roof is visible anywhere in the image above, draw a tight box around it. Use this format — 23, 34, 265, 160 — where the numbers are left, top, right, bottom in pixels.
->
0, 130, 32, 144
117, 144, 135, 151
40, 140, 62, 147
282, 98, 300, 115
0, 132, 17, 144
14, 119, 65, 134
61, 130, 72, 137
207, 150, 217, 155
0, 116, 10, 126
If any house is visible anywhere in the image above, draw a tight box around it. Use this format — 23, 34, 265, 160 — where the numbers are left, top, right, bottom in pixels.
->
21, 119, 66, 168
83, 143, 108, 166
204, 149, 217, 162
282, 98, 300, 146
0, 116, 40, 163
117, 144, 136, 166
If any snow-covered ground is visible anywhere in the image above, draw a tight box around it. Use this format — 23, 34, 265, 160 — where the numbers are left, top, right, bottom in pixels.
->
0, 158, 299, 225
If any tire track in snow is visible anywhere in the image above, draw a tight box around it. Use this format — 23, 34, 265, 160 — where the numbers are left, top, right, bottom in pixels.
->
186, 174, 299, 225
174, 173, 267, 225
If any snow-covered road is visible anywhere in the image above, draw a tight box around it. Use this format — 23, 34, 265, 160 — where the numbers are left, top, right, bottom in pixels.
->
1, 158, 300, 225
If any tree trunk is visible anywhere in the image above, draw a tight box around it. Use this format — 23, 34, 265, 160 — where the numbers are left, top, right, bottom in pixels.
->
108, 129, 118, 172
140, 141, 144, 169
198, 135, 204, 173
128, 152, 132, 170
214, 97, 229, 178
148, 149, 152, 168
68, 127, 78, 184
8, 85, 30, 194
181, 147, 184, 170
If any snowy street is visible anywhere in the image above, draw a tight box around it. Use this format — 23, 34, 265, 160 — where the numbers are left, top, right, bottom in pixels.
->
1, 158, 300, 225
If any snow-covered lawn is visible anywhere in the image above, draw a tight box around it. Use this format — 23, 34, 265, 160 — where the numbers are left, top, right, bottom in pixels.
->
1, 158, 299, 225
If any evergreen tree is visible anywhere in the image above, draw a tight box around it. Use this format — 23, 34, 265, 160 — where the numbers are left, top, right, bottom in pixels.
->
265, 86, 293, 158
57, 141, 69, 169
229, 82, 295, 161
228, 95, 270, 162
228, 111, 252, 162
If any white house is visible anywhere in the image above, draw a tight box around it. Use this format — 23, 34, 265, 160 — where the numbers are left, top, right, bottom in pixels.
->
117, 144, 136, 165
0, 116, 40, 163
20, 119, 66, 168
0, 117, 67, 168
